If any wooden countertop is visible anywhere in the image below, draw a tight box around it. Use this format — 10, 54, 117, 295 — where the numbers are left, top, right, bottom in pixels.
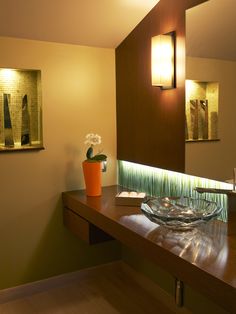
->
62, 185, 236, 312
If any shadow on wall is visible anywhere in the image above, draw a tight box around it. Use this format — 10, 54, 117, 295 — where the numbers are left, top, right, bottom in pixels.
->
21, 196, 121, 286
64, 144, 82, 190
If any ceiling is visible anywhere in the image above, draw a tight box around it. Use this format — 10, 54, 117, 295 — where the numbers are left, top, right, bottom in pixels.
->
0, 0, 159, 48
0, 0, 235, 61
186, 0, 236, 61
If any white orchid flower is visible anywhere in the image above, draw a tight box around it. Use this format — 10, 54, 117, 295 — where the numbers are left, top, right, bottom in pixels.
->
84, 133, 101, 146
84, 133, 107, 162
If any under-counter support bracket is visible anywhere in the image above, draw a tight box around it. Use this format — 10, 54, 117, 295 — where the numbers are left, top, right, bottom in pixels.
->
175, 279, 184, 307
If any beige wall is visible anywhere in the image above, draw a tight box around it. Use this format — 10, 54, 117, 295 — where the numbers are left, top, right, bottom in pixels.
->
186, 56, 236, 182
0, 37, 119, 289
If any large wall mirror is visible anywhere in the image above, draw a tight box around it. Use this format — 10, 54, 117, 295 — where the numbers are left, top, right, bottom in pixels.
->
185, 0, 236, 182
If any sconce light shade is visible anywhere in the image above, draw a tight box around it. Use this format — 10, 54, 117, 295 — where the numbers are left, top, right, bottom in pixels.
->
151, 33, 175, 89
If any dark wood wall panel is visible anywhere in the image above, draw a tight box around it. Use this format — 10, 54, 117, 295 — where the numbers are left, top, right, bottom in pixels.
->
116, 0, 207, 172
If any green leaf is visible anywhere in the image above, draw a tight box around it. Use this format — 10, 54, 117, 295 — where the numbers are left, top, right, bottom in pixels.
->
90, 154, 107, 161
86, 147, 93, 159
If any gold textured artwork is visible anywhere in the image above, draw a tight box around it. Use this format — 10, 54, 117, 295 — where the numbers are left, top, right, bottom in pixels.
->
0, 68, 43, 152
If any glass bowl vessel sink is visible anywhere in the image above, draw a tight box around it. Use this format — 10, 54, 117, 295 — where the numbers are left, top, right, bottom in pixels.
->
141, 196, 223, 230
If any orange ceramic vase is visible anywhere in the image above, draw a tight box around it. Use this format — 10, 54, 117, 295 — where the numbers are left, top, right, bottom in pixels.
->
82, 161, 102, 196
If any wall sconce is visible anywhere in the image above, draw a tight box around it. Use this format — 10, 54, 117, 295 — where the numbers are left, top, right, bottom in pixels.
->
151, 32, 175, 89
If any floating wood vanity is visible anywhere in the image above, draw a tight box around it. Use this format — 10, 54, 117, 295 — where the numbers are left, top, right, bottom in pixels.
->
62, 185, 236, 313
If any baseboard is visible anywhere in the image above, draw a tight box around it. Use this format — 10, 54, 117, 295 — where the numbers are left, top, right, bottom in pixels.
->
0, 261, 123, 304
0, 260, 191, 313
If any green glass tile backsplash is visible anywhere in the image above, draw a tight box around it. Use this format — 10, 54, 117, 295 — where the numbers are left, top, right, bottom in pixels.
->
118, 160, 231, 222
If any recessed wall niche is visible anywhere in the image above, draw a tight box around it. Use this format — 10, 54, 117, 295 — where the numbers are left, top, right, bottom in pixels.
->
185, 80, 219, 142
0, 68, 43, 152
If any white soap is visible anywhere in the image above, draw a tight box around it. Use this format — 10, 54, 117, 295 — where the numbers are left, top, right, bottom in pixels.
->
129, 191, 138, 197
138, 192, 146, 198
119, 191, 129, 197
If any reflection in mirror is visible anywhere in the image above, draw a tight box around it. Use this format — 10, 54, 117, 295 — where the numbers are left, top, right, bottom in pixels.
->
185, 0, 236, 182
185, 80, 219, 142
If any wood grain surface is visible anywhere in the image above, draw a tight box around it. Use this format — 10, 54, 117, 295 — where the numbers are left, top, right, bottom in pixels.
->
116, 0, 207, 172
62, 185, 236, 313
